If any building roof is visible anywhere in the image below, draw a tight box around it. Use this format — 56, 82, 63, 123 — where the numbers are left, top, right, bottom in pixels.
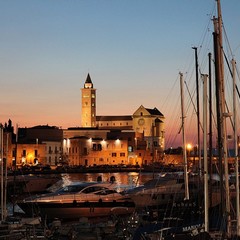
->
85, 73, 92, 84
30, 125, 59, 129
67, 127, 98, 130
96, 115, 132, 121
145, 107, 164, 117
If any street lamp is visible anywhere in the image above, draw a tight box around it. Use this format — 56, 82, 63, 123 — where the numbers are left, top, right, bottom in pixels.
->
187, 143, 192, 168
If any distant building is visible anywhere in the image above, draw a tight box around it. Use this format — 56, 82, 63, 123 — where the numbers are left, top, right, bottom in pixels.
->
2, 74, 166, 168
63, 74, 165, 166
15, 125, 63, 167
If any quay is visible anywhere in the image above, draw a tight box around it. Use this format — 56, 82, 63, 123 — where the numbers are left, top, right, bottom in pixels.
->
9, 164, 184, 176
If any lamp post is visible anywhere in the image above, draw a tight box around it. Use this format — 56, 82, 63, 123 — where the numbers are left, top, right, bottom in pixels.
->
187, 143, 192, 169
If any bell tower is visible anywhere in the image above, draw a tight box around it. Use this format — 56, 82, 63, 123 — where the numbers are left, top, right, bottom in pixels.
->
81, 73, 96, 127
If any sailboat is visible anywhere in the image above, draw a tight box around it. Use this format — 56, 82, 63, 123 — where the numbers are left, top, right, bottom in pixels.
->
129, 72, 211, 239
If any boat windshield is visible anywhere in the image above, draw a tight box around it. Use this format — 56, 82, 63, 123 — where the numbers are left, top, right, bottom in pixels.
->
82, 186, 116, 195
56, 183, 94, 193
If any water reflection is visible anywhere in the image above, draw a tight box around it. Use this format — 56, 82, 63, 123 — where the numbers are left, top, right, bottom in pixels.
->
59, 172, 155, 189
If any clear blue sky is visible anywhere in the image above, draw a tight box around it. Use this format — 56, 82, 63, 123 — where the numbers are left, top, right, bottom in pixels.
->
1, 0, 240, 147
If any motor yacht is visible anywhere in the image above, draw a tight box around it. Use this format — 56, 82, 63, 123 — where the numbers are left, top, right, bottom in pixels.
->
17, 181, 135, 220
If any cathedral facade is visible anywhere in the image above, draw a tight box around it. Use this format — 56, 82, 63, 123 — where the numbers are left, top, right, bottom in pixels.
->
63, 73, 165, 166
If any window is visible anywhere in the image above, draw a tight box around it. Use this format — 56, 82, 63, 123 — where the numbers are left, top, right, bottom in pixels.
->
34, 150, 38, 157
128, 146, 133, 152
120, 153, 125, 157
92, 103, 95, 106
22, 150, 26, 157
91, 94, 95, 98
112, 153, 117, 157
93, 144, 102, 151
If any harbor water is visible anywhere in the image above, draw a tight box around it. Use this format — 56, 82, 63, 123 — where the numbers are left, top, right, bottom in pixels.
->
50, 171, 159, 191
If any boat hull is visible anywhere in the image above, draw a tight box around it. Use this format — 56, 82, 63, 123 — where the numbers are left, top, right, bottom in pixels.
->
18, 200, 135, 220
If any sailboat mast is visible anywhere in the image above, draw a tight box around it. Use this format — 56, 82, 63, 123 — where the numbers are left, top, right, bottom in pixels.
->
213, 0, 231, 236
192, 47, 201, 175
213, 16, 224, 219
232, 58, 240, 236
180, 72, 189, 200
0, 125, 3, 222
208, 52, 213, 208
217, 0, 231, 236
202, 74, 209, 232
4, 133, 8, 221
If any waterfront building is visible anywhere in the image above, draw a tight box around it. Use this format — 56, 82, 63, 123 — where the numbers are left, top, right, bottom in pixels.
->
43, 141, 62, 166
14, 141, 46, 167
63, 74, 165, 166
2, 74, 166, 168
10, 125, 63, 168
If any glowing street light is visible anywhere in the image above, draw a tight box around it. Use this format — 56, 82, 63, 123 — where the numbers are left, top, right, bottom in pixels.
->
187, 143, 192, 151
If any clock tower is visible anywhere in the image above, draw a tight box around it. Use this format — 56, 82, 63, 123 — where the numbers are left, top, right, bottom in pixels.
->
81, 73, 96, 127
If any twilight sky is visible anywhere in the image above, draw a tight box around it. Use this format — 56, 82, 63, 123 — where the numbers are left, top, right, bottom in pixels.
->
1, 0, 240, 148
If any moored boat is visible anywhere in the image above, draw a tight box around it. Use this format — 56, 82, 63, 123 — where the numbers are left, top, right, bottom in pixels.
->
17, 181, 135, 220
125, 173, 200, 209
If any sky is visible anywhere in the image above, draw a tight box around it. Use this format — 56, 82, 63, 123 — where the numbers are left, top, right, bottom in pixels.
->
1, 0, 240, 148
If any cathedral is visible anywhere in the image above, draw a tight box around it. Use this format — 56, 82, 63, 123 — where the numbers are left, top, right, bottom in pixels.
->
63, 73, 165, 166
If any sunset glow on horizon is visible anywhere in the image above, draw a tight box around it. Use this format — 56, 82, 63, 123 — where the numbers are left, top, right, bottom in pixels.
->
1, 1, 240, 149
